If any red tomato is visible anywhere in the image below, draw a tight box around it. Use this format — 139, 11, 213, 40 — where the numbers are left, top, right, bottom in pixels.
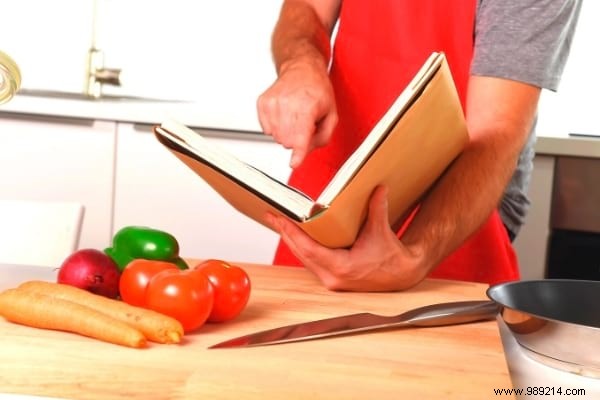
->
146, 269, 214, 332
119, 259, 177, 307
194, 259, 251, 323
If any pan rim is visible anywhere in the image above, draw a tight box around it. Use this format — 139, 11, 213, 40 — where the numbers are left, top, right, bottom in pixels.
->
486, 278, 600, 331
488, 278, 600, 377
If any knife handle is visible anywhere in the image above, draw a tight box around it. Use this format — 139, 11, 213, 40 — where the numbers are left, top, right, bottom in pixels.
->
395, 300, 499, 327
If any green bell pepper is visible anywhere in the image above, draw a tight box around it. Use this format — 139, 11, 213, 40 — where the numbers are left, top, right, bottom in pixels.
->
104, 226, 189, 271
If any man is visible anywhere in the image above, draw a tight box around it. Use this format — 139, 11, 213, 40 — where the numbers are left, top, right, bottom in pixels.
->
258, 0, 581, 291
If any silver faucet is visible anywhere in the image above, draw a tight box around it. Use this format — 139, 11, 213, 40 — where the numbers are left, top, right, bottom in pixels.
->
84, 47, 121, 98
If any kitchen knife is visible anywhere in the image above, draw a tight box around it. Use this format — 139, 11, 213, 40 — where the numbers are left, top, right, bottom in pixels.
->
208, 300, 499, 349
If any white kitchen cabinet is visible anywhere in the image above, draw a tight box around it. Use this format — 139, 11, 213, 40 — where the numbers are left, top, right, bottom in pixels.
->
0, 110, 560, 274
513, 155, 555, 279
113, 123, 292, 264
0, 114, 116, 251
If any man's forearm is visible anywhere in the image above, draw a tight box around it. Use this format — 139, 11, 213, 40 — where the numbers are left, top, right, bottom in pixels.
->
271, 0, 333, 75
402, 136, 517, 266
400, 76, 541, 271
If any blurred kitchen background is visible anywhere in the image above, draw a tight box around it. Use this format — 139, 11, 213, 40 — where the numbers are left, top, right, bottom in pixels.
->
0, 0, 282, 130
1, 0, 597, 133
0, 0, 598, 278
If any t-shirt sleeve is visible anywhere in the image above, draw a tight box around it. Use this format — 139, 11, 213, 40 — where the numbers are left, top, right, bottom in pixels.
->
471, 0, 582, 91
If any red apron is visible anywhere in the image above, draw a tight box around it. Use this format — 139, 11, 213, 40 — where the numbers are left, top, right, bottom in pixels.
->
273, 0, 520, 286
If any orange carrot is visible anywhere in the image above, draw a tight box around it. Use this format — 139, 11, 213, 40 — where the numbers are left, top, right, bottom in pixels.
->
0, 288, 146, 348
18, 280, 184, 344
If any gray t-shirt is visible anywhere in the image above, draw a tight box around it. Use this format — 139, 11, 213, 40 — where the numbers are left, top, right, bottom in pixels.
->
471, 0, 582, 238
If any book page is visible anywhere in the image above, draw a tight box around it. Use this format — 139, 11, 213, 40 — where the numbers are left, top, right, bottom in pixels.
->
157, 120, 316, 219
316, 52, 444, 207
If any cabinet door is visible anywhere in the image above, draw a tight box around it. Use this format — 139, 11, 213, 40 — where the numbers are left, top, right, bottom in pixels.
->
113, 123, 292, 264
0, 114, 116, 250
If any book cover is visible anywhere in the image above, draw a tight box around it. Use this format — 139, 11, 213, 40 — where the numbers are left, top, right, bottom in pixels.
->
153, 52, 468, 248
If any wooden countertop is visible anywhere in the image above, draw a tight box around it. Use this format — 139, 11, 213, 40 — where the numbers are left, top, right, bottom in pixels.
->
0, 263, 511, 399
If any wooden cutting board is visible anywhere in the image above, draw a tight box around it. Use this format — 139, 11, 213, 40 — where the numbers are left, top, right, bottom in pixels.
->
0, 263, 512, 399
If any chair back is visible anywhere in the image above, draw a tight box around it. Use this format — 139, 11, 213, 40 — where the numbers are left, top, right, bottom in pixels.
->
0, 199, 84, 268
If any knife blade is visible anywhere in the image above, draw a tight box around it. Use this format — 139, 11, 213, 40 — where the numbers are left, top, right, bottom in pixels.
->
208, 300, 498, 349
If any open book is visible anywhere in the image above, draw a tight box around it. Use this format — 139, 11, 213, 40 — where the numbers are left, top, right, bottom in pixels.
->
153, 52, 468, 248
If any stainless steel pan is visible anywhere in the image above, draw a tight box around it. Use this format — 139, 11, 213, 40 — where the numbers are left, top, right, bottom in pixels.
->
488, 279, 600, 378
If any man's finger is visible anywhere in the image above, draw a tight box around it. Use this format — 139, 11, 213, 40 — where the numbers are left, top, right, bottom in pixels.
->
362, 185, 391, 236
286, 112, 315, 168
312, 108, 338, 149
256, 94, 276, 136
268, 213, 334, 282
290, 147, 308, 168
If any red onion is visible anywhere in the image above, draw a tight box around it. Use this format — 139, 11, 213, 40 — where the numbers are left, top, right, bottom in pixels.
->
57, 249, 121, 299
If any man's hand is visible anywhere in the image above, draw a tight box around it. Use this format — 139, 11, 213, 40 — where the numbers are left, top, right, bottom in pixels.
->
257, 0, 340, 168
265, 186, 430, 292
257, 57, 337, 168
